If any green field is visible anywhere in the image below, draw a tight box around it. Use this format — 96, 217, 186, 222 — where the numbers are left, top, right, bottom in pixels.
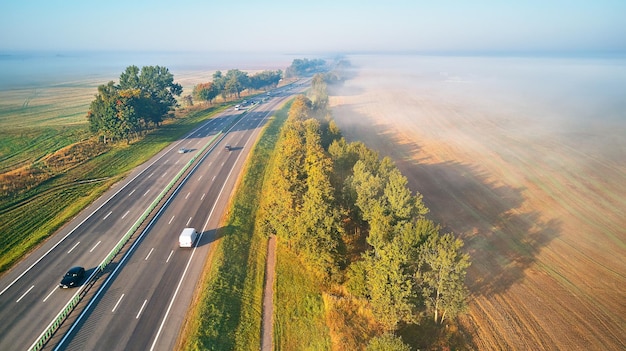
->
0, 95, 225, 273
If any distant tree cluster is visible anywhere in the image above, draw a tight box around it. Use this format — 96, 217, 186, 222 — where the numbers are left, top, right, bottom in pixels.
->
192, 69, 282, 104
87, 65, 182, 143
257, 68, 471, 347
285, 58, 327, 78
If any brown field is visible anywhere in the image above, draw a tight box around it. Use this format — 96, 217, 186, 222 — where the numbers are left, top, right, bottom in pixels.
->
329, 56, 626, 350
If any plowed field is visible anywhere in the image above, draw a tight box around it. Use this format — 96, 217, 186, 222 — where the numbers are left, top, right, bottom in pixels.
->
329, 55, 626, 350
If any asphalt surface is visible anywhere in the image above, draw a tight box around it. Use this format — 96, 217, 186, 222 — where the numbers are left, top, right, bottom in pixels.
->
0, 84, 305, 351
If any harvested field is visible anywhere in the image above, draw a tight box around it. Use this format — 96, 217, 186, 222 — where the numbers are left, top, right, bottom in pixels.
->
329, 55, 626, 350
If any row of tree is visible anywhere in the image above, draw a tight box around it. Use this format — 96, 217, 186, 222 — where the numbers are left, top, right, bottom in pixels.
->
87, 65, 182, 143
258, 73, 471, 347
284, 58, 327, 78
191, 69, 282, 104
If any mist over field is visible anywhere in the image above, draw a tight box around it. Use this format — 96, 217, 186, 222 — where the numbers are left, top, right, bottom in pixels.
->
329, 54, 626, 350
338, 54, 626, 161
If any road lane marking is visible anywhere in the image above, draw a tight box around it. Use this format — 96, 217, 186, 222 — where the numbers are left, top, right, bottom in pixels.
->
185, 192, 190, 199
197, 175, 203, 181
90, 241, 102, 253
212, 176, 216, 182
161, 171, 168, 178
16, 285, 34, 303
201, 193, 206, 201
143, 189, 151, 197
166, 250, 174, 263
147, 172, 154, 178
68, 242, 80, 253
136, 299, 148, 319
186, 217, 192, 226
43, 287, 56, 302
175, 160, 180, 165
122, 210, 130, 219
102, 211, 112, 220
112, 294, 125, 313
128, 189, 136, 196
169, 215, 176, 224
145, 248, 154, 261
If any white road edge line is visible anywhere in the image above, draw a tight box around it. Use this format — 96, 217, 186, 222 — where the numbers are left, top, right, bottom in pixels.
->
16, 285, 34, 303
112, 294, 124, 313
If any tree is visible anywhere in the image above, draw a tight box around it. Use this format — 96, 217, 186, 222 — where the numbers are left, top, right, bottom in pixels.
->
416, 232, 471, 324
364, 240, 417, 331
366, 333, 411, 351
192, 82, 218, 104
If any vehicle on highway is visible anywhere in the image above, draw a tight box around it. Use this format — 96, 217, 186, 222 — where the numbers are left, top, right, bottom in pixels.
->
225, 144, 231, 151
179, 228, 198, 248
178, 147, 187, 153
59, 266, 85, 288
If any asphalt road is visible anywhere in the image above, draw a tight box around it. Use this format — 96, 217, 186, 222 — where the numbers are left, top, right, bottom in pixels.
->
0, 83, 305, 351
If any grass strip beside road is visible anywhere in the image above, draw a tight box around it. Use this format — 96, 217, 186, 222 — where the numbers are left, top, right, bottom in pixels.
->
178, 103, 290, 351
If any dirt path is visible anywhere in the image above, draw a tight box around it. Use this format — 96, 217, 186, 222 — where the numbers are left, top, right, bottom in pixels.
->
328, 60, 626, 350
261, 235, 277, 351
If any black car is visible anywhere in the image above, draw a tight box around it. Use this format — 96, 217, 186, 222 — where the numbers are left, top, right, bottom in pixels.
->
59, 266, 85, 288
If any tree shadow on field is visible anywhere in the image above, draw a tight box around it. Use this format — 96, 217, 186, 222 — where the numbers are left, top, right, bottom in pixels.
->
330, 101, 561, 298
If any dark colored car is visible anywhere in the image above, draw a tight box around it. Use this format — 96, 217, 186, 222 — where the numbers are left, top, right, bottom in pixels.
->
59, 266, 85, 288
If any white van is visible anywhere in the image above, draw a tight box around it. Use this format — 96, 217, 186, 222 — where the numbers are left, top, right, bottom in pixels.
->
179, 228, 198, 248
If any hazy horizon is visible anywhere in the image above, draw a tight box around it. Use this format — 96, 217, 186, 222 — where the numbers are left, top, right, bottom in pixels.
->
1, 1, 624, 54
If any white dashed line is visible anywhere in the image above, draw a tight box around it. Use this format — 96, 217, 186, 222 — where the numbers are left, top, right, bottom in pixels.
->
68, 242, 80, 254
90, 241, 101, 252
43, 288, 56, 302
136, 299, 148, 319
112, 294, 125, 313
145, 248, 154, 261
16, 285, 34, 303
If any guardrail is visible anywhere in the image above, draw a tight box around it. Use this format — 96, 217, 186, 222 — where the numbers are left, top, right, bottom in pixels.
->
27, 121, 236, 350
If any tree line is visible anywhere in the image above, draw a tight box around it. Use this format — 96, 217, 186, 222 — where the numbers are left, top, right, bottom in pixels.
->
191, 69, 282, 105
258, 73, 470, 348
87, 65, 182, 143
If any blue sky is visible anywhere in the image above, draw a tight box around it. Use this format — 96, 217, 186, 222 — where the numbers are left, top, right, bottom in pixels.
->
1, 0, 624, 54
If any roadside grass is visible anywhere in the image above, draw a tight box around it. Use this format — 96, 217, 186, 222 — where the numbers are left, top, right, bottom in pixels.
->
179, 103, 289, 351
274, 243, 332, 350
0, 105, 224, 274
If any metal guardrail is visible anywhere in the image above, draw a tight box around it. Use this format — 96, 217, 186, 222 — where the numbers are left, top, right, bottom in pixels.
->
27, 121, 237, 350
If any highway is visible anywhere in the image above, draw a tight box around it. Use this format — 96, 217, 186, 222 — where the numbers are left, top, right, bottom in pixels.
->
0, 83, 305, 351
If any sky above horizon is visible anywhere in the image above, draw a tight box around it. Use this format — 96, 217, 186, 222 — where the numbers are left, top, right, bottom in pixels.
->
1, 0, 624, 54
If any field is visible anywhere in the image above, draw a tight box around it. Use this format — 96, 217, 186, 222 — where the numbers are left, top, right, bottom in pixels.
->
329, 56, 626, 350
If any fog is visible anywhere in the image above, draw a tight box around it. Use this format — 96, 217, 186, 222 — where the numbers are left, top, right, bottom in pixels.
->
333, 54, 626, 164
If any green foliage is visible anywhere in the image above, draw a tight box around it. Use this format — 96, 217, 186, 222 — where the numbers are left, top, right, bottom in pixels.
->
416, 232, 471, 324
258, 96, 344, 281
285, 58, 327, 78
87, 65, 182, 142
366, 333, 411, 351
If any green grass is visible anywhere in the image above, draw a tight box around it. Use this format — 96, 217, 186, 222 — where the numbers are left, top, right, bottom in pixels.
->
0, 105, 224, 273
274, 244, 332, 350
180, 102, 290, 351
